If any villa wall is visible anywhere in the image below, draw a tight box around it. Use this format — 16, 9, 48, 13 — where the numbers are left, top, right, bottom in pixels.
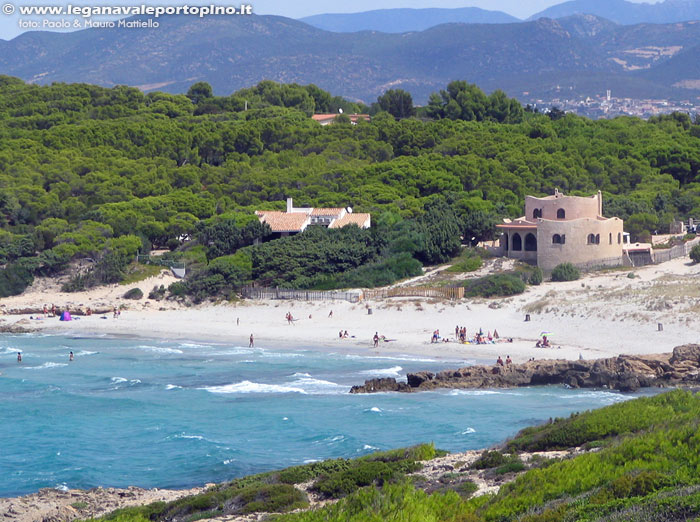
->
536, 217, 624, 271
524, 192, 601, 221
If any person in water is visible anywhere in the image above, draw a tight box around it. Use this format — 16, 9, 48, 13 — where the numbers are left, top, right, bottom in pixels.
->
17, 352, 22, 363
249, 334, 254, 348
69, 351, 74, 362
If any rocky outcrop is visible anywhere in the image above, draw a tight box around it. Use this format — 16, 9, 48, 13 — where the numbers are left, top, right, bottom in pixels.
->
350, 345, 700, 394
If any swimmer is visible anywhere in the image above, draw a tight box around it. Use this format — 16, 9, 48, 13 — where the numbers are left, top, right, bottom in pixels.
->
69, 351, 74, 362
17, 352, 22, 363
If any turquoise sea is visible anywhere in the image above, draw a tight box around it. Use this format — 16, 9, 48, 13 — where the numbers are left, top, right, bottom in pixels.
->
0, 334, 656, 498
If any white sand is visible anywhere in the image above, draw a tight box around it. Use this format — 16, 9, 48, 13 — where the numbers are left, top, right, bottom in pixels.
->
1, 257, 698, 365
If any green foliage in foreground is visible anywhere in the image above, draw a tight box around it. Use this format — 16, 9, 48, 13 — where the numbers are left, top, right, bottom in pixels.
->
462, 273, 526, 297
690, 244, 700, 263
550, 262, 581, 282
84, 392, 700, 522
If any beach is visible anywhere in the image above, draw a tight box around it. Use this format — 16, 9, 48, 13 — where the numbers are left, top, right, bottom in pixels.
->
1, 257, 698, 364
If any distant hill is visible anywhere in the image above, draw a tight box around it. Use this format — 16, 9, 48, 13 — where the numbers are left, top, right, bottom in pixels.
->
529, 0, 700, 25
299, 7, 519, 33
1, 13, 700, 103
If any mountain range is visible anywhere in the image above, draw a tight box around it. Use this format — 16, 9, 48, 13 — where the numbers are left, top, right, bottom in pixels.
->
299, 0, 700, 33
1, 12, 700, 104
299, 7, 518, 33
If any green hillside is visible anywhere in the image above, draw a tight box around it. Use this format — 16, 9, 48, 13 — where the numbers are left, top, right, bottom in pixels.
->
1, 77, 699, 299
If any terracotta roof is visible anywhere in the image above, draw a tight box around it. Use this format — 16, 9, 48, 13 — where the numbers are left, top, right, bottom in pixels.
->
329, 213, 371, 229
257, 211, 309, 233
311, 208, 345, 216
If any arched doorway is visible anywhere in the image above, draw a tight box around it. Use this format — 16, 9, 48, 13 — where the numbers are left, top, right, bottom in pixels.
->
502, 233, 509, 251
525, 233, 537, 251
512, 233, 522, 251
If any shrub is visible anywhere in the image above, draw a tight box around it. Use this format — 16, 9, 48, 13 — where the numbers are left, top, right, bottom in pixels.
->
470, 450, 509, 470
314, 461, 394, 498
463, 274, 525, 297
447, 256, 482, 273
529, 267, 543, 285
148, 285, 166, 300
0, 262, 34, 297
690, 244, 700, 264
123, 287, 143, 299
231, 483, 308, 514
550, 262, 580, 282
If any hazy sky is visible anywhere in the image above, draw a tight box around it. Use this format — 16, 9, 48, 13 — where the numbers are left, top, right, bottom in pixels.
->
0, 0, 662, 40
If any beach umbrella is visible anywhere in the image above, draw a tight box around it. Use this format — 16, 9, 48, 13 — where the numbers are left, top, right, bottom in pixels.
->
539, 331, 554, 338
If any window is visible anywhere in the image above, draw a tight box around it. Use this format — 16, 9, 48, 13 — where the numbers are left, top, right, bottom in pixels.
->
561, 234, 566, 244
525, 233, 537, 252
557, 208, 566, 219
552, 234, 562, 244
503, 233, 509, 251
587, 234, 596, 245
512, 233, 522, 251
533, 208, 542, 219
596, 234, 600, 244
618, 232, 621, 244
609, 233, 612, 245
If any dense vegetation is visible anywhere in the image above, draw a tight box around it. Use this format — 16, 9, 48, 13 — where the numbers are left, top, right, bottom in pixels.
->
1, 76, 700, 299
82, 390, 700, 522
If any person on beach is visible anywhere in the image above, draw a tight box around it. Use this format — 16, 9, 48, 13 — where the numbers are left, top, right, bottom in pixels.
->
328, 310, 333, 318
496, 356, 504, 366
343, 330, 349, 338
86, 307, 92, 316
17, 352, 22, 363
493, 329, 499, 339
43, 304, 48, 317
249, 334, 254, 348
69, 351, 74, 362
237, 317, 240, 326
373, 332, 379, 348
51, 304, 56, 317
506, 355, 512, 365
339, 330, 344, 339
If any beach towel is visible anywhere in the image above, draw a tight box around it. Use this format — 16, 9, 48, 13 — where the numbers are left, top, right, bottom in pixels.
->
60, 310, 72, 321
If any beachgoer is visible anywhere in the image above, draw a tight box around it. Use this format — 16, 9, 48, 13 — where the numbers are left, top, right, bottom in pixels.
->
249, 334, 254, 348
493, 329, 499, 339
17, 352, 22, 363
308, 314, 312, 319
86, 307, 92, 316
51, 304, 56, 316
113, 307, 118, 319
43, 304, 48, 316
542, 335, 550, 348
488, 331, 493, 341
328, 310, 333, 318
69, 351, 74, 362
579, 353, 583, 360
237, 317, 240, 326
455, 325, 459, 339
506, 355, 512, 365
536, 340, 542, 348
339, 330, 343, 339
496, 356, 504, 366
373, 332, 379, 348
343, 330, 349, 338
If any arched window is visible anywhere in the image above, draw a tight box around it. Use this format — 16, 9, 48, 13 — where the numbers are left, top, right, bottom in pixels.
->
618, 232, 621, 244
557, 208, 565, 219
561, 234, 566, 244
503, 233, 509, 251
525, 233, 537, 251
512, 233, 522, 251
609, 233, 612, 245
595, 234, 600, 244
587, 233, 596, 245
552, 234, 561, 244
533, 208, 542, 219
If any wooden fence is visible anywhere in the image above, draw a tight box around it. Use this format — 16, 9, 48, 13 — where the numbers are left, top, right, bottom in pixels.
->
362, 286, 464, 300
240, 286, 362, 302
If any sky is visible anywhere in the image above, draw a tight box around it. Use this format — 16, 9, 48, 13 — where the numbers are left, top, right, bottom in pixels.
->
0, 0, 663, 40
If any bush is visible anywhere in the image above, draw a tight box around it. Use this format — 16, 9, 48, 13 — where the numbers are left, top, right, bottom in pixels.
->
0, 262, 34, 297
148, 285, 166, 300
232, 483, 308, 514
690, 244, 700, 263
550, 262, 580, 282
463, 273, 526, 297
529, 267, 543, 285
446, 256, 482, 273
314, 461, 394, 498
123, 287, 143, 299
470, 450, 509, 470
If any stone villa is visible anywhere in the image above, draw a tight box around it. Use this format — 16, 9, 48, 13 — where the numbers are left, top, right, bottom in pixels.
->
496, 190, 624, 270
255, 198, 371, 238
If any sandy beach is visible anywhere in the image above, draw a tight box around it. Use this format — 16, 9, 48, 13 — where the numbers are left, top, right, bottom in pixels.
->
1, 256, 698, 365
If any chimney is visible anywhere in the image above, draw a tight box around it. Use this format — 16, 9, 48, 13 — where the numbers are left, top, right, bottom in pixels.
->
286, 198, 293, 213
